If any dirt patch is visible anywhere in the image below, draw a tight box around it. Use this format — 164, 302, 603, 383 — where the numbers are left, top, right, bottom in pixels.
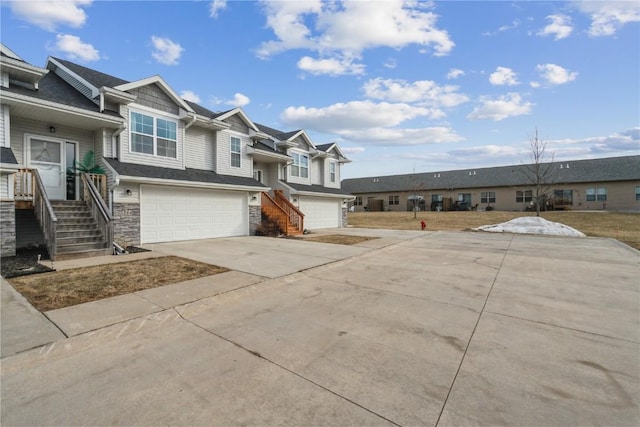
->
9, 256, 228, 311
1, 246, 53, 279
296, 234, 377, 245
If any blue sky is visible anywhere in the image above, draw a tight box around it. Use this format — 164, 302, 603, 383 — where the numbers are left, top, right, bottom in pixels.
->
1, 0, 638, 179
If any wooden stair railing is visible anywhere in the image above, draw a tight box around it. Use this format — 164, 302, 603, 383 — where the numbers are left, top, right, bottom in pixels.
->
261, 192, 303, 235
273, 190, 304, 234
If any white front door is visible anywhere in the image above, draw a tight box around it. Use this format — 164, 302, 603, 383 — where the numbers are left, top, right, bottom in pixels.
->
29, 138, 66, 200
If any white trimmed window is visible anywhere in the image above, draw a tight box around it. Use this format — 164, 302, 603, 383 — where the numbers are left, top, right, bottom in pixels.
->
481, 192, 496, 203
130, 111, 177, 158
230, 136, 241, 168
330, 162, 336, 182
291, 152, 309, 178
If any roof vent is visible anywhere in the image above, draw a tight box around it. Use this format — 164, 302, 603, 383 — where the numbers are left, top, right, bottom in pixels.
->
434, 173, 440, 178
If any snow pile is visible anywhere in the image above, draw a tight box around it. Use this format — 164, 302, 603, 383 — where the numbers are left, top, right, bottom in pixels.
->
474, 216, 586, 237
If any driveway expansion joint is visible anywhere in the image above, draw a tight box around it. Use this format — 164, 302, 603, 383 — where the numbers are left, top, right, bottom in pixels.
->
172, 308, 402, 427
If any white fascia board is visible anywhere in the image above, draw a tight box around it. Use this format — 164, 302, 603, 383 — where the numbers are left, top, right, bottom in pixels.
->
118, 175, 267, 192
247, 146, 291, 162
294, 189, 355, 200
0, 90, 125, 126
0, 44, 23, 60
0, 162, 22, 171
1, 56, 49, 86
47, 57, 98, 98
115, 76, 195, 113
296, 130, 317, 149
100, 86, 136, 104
215, 107, 261, 133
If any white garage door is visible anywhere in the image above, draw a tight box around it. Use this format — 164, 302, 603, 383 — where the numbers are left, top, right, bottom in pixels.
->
141, 185, 248, 243
299, 196, 341, 229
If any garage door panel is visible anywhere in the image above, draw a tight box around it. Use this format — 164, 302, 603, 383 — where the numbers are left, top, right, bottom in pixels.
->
140, 185, 248, 243
299, 197, 341, 229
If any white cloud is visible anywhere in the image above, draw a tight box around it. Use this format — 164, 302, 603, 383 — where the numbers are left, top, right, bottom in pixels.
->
180, 90, 201, 103
281, 100, 438, 133
549, 127, 640, 155
297, 56, 365, 76
489, 66, 519, 86
384, 58, 398, 69
537, 14, 573, 40
151, 36, 183, 65
536, 64, 578, 85
483, 19, 520, 36
8, 0, 91, 31
362, 78, 469, 108
209, 0, 227, 18
342, 147, 366, 154
227, 93, 251, 107
257, 0, 454, 75
575, 1, 640, 37
446, 68, 464, 79
467, 93, 533, 121
53, 34, 100, 62
530, 81, 541, 88
339, 126, 464, 145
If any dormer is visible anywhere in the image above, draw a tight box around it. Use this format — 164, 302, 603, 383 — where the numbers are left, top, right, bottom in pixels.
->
0, 44, 48, 90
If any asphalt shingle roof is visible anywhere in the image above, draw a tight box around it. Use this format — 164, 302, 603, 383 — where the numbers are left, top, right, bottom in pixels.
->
341, 155, 640, 194
3, 72, 107, 113
1, 147, 18, 164
104, 158, 267, 188
315, 143, 333, 152
286, 182, 352, 197
52, 57, 129, 88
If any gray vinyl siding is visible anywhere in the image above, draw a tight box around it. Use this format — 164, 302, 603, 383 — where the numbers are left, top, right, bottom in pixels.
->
224, 114, 250, 134
95, 128, 115, 158
118, 104, 183, 169
0, 72, 8, 88
311, 157, 322, 186
128, 84, 179, 115
0, 174, 9, 199
215, 130, 252, 177
10, 116, 95, 166
0, 104, 6, 147
185, 126, 215, 171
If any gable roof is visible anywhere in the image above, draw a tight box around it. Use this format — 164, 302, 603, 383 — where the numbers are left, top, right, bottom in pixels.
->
115, 76, 194, 113
341, 155, 640, 194
50, 57, 129, 89
285, 182, 353, 198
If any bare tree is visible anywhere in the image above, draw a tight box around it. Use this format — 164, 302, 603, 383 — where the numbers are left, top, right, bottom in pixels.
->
407, 173, 426, 219
522, 128, 555, 216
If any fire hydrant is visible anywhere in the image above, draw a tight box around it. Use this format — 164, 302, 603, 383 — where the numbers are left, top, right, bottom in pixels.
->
420, 220, 426, 231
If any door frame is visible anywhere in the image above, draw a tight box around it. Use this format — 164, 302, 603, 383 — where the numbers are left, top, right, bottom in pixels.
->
25, 133, 79, 200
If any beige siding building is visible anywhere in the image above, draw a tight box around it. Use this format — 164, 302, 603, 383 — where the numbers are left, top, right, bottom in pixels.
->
342, 156, 640, 213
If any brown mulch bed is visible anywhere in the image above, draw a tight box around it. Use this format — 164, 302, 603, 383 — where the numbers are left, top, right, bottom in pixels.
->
294, 234, 377, 245
1, 246, 53, 279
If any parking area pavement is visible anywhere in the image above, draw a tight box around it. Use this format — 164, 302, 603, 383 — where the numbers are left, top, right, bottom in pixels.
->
1, 230, 638, 426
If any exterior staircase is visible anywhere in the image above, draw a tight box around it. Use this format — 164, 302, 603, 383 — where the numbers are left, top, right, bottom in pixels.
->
50, 200, 112, 260
261, 191, 304, 236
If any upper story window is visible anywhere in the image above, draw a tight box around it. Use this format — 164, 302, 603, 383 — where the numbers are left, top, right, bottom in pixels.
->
130, 111, 177, 158
291, 152, 309, 178
330, 162, 336, 182
230, 136, 241, 168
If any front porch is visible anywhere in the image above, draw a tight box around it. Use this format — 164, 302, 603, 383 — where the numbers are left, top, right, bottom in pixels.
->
13, 169, 113, 260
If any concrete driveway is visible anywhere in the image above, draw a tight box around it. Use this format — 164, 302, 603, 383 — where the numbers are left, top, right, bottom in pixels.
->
1, 230, 638, 426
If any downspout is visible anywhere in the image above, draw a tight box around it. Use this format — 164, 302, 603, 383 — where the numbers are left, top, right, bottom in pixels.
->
112, 123, 126, 159
182, 113, 197, 169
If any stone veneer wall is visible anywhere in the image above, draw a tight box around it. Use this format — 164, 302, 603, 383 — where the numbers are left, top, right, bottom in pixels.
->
113, 203, 140, 247
1, 201, 16, 257
249, 205, 261, 236
341, 207, 348, 228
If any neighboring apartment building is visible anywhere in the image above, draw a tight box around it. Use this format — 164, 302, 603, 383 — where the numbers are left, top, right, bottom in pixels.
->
342, 156, 640, 213
0, 44, 352, 258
